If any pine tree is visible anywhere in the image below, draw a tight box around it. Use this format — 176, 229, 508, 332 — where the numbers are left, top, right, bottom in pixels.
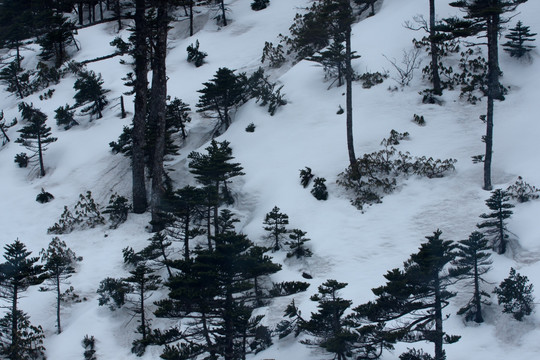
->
493, 267, 534, 321
450, 231, 492, 323
0, 60, 32, 99
357, 230, 460, 360
196, 67, 247, 134
285, 229, 313, 259
15, 102, 57, 177
0, 240, 46, 359
476, 189, 514, 254
503, 21, 536, 58
40, 237, 83, 334
310, 38, 360, 88
186, 40, 207, 67
55, 104, 78, 130
166, 97, 192, 140
103, 193, 131, 229
37, 12, 77, 68
263, 206, 289, 251
301, 280, 356, 360
73, 70, 109, 119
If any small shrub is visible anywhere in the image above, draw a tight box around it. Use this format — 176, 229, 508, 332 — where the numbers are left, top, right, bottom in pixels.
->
82, 335, 97, 360
412, 113, 425, 126
299, 167, 314, 188
245, 123, 256, 132
14, 152, 29, 168
494, 267, 535, 321
269, 281, 310, 296
186, 40, 207, 67
103, 193, 130, 229
311, 177, 328, 200
247, 68, 287, 115
261, 41, 285, 68
48, 191, 105, 234
36, 188, 54, 203
399, 348, 434, 360
506, 176, 540, 203
251, 0, 270, 11
55, 104, 78, 130
358, 71, 388, 88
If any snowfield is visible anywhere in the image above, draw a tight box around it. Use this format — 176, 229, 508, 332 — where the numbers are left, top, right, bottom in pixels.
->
1, 0, 540, 359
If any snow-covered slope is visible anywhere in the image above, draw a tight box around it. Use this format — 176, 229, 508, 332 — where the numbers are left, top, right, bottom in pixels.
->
1, 0, 540, 359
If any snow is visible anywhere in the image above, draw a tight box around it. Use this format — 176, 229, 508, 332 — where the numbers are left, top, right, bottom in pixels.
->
1, 0, 540, 359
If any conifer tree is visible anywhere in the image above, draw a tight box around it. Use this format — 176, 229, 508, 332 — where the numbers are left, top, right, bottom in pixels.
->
286, 229, 313, 259
0, 239, 46, 359
15, 102, 57, 177
55, 104, 78, 130
196, 67, 247, 134
166, 97, 192, 140
37, 12, 77, 68
73, 70, 109, 119
493, 267, 534, 321
40, 237, 83, 334
477, 189, 514, 254
0, 60, 32, 99
503, 21, 536, 58
451, 231, 492, 323
263, 206, 289, 251
357, 230, 460, 360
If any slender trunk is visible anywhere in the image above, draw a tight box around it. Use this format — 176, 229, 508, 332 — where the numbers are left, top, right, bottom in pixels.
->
78, 3, 84, 25
116, 0, 122, 31
11, 284, 19, 358
189, 1, 194, 36
201, 311, 217, 360
38, 132, 45, 177
120, 95, 126, 118
1, 126, 10, 142
429, 0, 442, 95
473, 254, 484, 323
213, 181, 219, 236
434, 274, 444, 360
224, 291, 234, 360
99, 0, 103, 21
498, 209, 506, 254
56, 273, 62, 334
345, 20, 357, 176
184, 213, 190, 262
206, 205, 213, 251
220, 0, 227, 26
483, 94, 493, 191
132, 0, 149, 214
140, 284, 146, 340
159, 240, 173, 279
487, 14, 503, 101
149, 1, 169, 232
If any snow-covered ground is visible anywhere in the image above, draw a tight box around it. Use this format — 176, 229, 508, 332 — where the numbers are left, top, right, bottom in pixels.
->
1, 0, 540, 359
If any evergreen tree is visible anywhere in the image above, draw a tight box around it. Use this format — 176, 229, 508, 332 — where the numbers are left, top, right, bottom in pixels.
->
55, 104, 78, 130
0, 239, 46, 359
476, 189, 514, 254
301, 280, 356, 360
357, 230, 460, 360
188, 140, 244, 239
263, 206, 289, 251
166, 97, 192, 140
73, 70, 109, 119
0, 60, 32, 99
15, 102, 57, 177
103, 193, 131, 229
186, 40, 207, 67
40, 237, 83, 334
450, 231, 492, 323
251, 0, 270, 11
503, 21, 536, 58
310, 38, 360, 88
196, 67, 247, 134
493, 267, 534, 321
285, 229, 313, 259
37, 12, 77, 68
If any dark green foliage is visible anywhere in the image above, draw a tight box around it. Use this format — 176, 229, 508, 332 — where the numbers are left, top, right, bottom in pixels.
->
0, 60, 32, 99
82, 335, 97, 360
40, 237, 82, 334
286, 229, 313, 259
217, 209, 240, 234
196, 67, 247, 133
15, 102, 57, 177
451, 232, 492, 323
311, 177, 328, 200
48, 191, 105, 234
103, 193, 131, 229
263, 206, 289, 250
493, 267, 534, 321
476, 189, 514, 254
0, 111, 16, 145
33, 61, 61, 90
413, 114, 425, 126
310, 40, 360, 88
246, 68, 287, 115
357, 230, 460, 360
338, 130, 456, 211
36, 188, 54, 203
300, 280, 356, 360
269, 281, 310, 297
251, 0, 270, 11
37, 13, 76, 68
166, 97, 192, 140
14, 153, 29, 168
400, 348, 434, 360
110, 37, 130, 54
245, 123, 256, 132
0, 239, 46, 360
503, 21, 536, 58
109, 126, 132, 155
186, 40, 207, 67
505, 176, 540, 203
97, 277, 129, 311
358, 71, 388, 88
300, 166, 314, 188
73, 70, 109, 119
261, 41, 285, 67
55, 104, 78, 130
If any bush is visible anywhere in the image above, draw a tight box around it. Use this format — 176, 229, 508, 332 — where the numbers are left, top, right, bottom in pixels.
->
261, 41, 285, 68
358, 71, 388, 88
251, 0, 270, 11
48, 191, 105, 234
494, 267, 535, 321
413, 113, 425, 126
247, 68, 287, 115
103, 193, 131, 229
299, 167, 314, 188
186, 40, 207, 67
311, 177, 328, 200
399, 348, 434, 360
14, 152, 29, 168
55, 104, 78, 130
506, 176, 540, 203
36, 188, 54, 203
245, 123, 256, 132
82, 335, 97, 360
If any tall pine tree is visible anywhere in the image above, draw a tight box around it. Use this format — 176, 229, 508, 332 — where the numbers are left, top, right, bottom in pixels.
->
477, 189, 514, 254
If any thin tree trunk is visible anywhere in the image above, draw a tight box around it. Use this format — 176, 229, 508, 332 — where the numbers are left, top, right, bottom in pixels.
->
483, 94, 493, 191
473, 254, 484, 323
149, 1, 169, 232
189, 1, 194, 36
140, 284, 146, 340
132, 0, 149, 214
78, 2, 84, 25
345, 17, 357, 177
38, 132, 45, 177
434, 275, 444, 360
11, 285, 18, 359
56, 273, 62, 334
220, 0, 227, 26
429, 0, 442, 95
184, 213, 190, 261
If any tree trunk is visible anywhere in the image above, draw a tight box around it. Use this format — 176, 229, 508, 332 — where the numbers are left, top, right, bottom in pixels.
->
220, 0, 227, 26
498, 208, 506, 254
429, 0, 442, 95
345, 15, 357, 177
149, 1, 169, 232
487, 13, 503, 101
184, 213, 190, 262
473, 253, 484, 323
483, 94, 493, 191
132, 0, 149, 214
140, 284, 146, 340
189, 1, 194, 36
38, 131, 45, 177
434, 274, 444, 360
11, 284, 18, 359
56, 273, 62, 334
78, 2, 84, 25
